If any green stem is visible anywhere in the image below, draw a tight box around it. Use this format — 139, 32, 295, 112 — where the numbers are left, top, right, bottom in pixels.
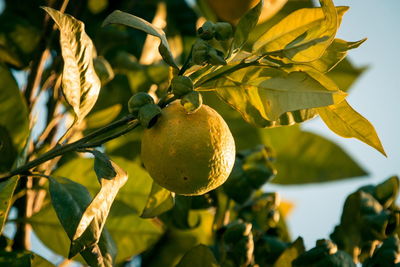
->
0, 114, 136, 180
194, 61, 258, 88
79, 120, 139, 149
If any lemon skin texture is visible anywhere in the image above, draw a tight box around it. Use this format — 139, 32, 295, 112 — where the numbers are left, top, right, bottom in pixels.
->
141, 101, 236, 196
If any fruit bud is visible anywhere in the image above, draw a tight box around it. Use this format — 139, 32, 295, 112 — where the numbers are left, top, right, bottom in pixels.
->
171, 76, 194, 97
180, 91, 203, 114
192, 39, 210, 65
214, 22, 233, 41
223, 222, 252, 243
128, 92, 154, 116
208, 48, 227, 65
138, 103, 162, 129
197, 21, 215, 40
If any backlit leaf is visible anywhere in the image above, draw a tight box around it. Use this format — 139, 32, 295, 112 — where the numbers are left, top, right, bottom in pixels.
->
0, 176, 19, 234
261, 126, 367, 184
176, 244, 219, 267
327, 58, 367, 92
53, 157, 153, 214
232, 0, 263, 52
102, 10, 178, 69
317, 100, 386, 156
273, 237, 305, 267
85, 104, 122, 130
48, 176, 116, 266
208, 66, 345, 124
141, 181, 175, 218
69, 156, 127, 258
308, 38, 366, 72
253, 1, 346, 62
31, 200, 163, 265
0, 64, 29, 172
42, 7, 101, 125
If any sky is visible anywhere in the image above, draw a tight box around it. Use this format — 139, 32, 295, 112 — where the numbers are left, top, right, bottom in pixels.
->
267, 0, 400, 248
1, 0, 399, 263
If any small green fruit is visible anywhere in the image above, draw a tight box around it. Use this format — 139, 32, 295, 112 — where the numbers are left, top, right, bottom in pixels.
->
128, 92, 154, 115
180, 91, 203, 114
138, 103, 162, 129
214, 22, 233, 40
171, 76, 194, 97
197, 21, 215, 40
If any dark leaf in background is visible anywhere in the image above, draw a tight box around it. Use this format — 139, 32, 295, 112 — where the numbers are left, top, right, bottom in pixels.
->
262, 126, 367, 184
0, 64, 29, 172
48, 176, 116, 266
176, 244, 219, 267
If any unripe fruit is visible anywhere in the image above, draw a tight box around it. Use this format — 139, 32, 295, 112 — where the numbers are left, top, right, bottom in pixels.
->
208, 48, 226, 65
171, 76, 194, 97
214, 22, 233, 41
180, 91, 203, 114
197, 21, 215, 40
128, 92, 154, 116
138, 103, 162, 129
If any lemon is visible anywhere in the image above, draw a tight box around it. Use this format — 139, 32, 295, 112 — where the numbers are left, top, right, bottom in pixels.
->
141, 101, 235, 195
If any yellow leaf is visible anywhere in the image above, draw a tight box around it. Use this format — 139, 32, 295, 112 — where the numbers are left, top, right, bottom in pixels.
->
317, 100, 386, 156
253, 1, 347, 62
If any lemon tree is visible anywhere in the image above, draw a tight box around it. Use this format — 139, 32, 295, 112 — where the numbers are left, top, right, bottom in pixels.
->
0, 0, 396, 266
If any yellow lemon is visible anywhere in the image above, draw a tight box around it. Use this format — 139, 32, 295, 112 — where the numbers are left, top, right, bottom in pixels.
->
141, 101, 235, 195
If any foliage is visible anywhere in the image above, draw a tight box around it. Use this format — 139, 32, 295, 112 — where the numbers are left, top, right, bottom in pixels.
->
0, 0, 395, 266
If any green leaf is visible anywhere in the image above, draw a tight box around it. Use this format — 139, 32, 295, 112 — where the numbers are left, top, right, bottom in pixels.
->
53, 157, 153, 214
69, 156, 128, 258
261, 126, 367, 184
176, 244, 219, 267
31, 201, 163, 265
142, 210, 214, 266
42, 7, 101, 125
273, 237, 305, 267
102, 10, 178, 69
141, 181, 175, 218
308, 38, 366, 72
106, 201, 164, 263
327, 58, 367, 92
48, 176, 116, 266
0, 64, 29, 172
317, 100, 386, 156
232, 0, 263, 52
92, 150, 117, 181
0, 176, 19, 234
0, 14, 41, 68
253, 2, 347, 62
94, 56, 115, 86
211, 66, 345, 123
85, 104, 122, 130
0, 251, 33, 266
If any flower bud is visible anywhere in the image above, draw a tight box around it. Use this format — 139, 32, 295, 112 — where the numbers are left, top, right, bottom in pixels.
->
171, 76, 194, 97
197, 21, 215, 40
214, 22, 233, 41
208, 48, 227, 65
180, 91, 203, 114
128, 92, 154, 116
138, 103, 162, 129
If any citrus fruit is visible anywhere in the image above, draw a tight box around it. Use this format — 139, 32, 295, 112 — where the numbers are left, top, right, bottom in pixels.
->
141, 101, 235, 195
